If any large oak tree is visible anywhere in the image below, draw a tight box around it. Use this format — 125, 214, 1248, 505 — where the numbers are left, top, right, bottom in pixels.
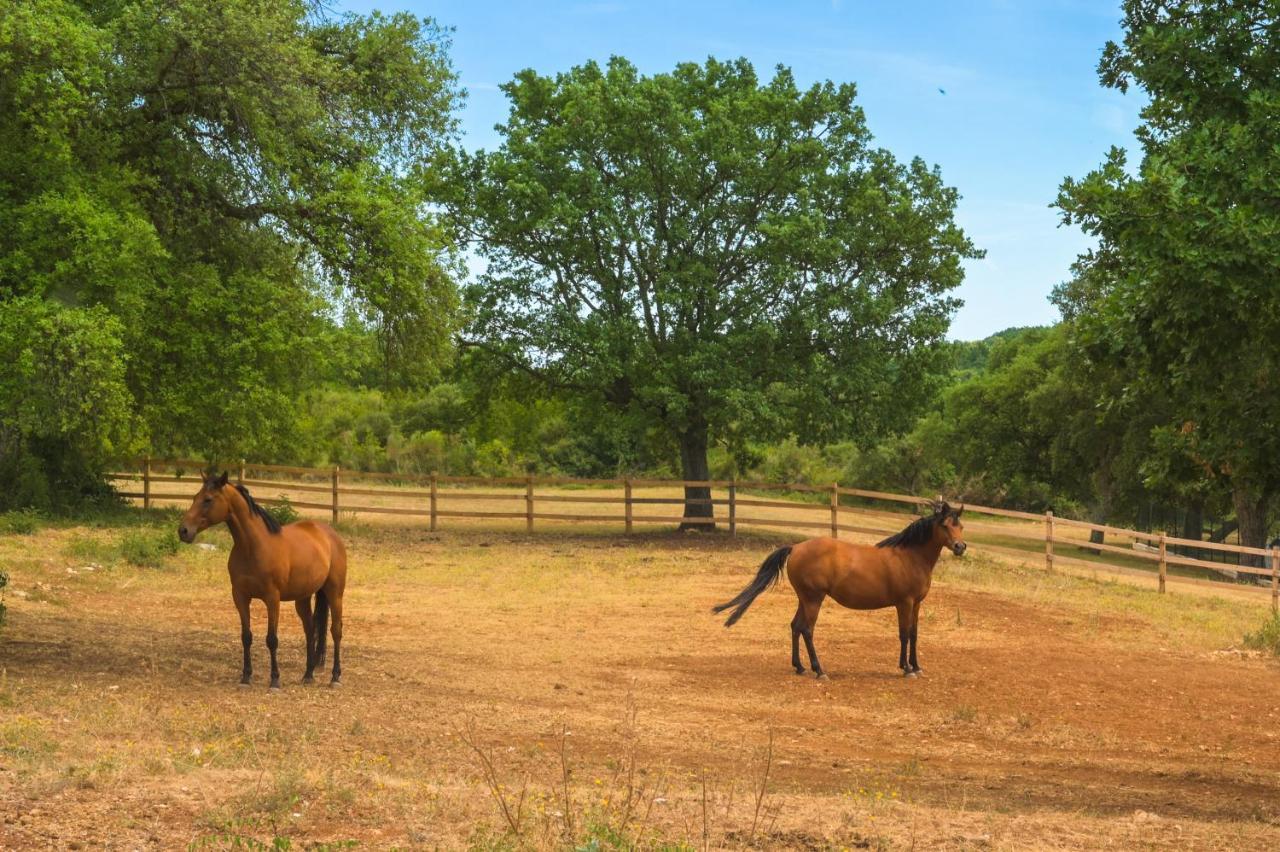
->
446, 57, 978, 524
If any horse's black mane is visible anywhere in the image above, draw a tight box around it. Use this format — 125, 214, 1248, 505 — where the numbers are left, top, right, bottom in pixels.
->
877, 504, 958, 549
234, 483, 282, 534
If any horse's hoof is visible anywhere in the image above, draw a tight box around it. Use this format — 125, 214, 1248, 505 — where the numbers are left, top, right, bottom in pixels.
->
329, 678, 342, 688
904, 670, 918, 679
238, 681, 252, 689
815, 672, 829, 681
302, 675, 315, 685
793, 668, 806, 676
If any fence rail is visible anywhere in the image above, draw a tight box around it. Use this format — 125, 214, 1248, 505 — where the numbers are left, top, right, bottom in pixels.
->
114, 458, 1279, 611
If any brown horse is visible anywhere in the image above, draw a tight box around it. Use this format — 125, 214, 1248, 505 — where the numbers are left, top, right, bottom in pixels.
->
713, 501, 966, 679
179, 472, 348, 689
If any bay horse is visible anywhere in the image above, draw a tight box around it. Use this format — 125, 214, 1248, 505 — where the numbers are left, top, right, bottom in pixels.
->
178, 472, 348, 689
713, 501, 966, 678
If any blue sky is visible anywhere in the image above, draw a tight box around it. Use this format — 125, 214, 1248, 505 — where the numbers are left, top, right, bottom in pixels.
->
341, 0, 1144, 340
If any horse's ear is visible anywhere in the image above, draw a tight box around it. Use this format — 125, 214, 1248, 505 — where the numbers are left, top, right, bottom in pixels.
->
216, 471, 229, 488
956, 504, 964, 517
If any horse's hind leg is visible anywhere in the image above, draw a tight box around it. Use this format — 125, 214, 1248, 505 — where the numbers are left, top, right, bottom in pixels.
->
799, 596, 826, 680
327, 590, 343, 686
295, 598, 316, 684
313, 589, 329, 670
791, 604, 806, 675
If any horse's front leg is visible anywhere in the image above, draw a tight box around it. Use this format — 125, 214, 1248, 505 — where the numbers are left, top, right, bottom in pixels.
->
233, 586, 253, 686
896, 602, 915, 677
265, 594, 282, 691
908, 600, 923, 675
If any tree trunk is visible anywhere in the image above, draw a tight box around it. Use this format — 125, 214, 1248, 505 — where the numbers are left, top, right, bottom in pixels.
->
1084, 467, 1113, 554
678, 421, 715, 531
1232, 488, 1269, 571
1180, 501, 1203, 561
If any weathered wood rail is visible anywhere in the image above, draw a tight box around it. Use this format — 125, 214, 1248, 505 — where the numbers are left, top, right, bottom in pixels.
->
113, 458, 1279, 610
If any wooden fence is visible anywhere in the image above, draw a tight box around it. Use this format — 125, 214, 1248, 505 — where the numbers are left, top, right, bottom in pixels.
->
114, 458, 1279, 611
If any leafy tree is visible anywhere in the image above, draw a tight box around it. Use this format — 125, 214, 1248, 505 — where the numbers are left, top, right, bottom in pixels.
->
0, 298, 135, 509
1056, 0, 1280, 554
0, 0, 461, 483
445, 56, 978, 525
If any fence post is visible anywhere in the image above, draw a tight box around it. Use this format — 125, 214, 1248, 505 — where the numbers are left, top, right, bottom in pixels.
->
1045, 510, 1054, 572
143, 457, 152, 510
525, 475, 534, 533
429, 472, 438, 532
1158, 532, 1167, 594
331, 466, 340, 525
624, 478, 633, 534
237, 458, 246, 485
830, 483, 839, 538
1271, 546, 1279, 614
728, 477, 737, 536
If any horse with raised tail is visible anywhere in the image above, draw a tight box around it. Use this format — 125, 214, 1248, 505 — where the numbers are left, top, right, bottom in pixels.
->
714, 501, 966, 678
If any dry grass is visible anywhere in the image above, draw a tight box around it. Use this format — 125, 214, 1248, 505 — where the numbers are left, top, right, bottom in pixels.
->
1, 508, 1279, 849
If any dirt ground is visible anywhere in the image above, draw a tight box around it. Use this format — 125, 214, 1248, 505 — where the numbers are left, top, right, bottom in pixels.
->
1, 516, 1279, 850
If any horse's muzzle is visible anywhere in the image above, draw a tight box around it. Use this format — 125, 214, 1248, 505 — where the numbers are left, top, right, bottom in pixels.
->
178, 524, 195, 544
951, 542, 967, 556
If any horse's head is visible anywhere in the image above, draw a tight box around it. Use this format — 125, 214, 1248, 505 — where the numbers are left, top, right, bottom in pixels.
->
178, 471, 232, 543
932, 501, 966, 556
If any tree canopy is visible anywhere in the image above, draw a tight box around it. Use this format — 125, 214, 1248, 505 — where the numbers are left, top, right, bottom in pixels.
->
445, 56, 979, 523
1056, 0, 1280, 551
0, 0, 462, 505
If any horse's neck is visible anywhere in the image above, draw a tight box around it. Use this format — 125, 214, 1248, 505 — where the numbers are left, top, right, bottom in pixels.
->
914, 539, 945, 571
224, 489, 268, 553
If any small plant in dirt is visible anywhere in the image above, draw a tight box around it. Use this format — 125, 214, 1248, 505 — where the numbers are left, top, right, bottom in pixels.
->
1243, 613, 1280, 656
0, 508, 41, 535
0, 568, 8, 628
120, 528, 180, 567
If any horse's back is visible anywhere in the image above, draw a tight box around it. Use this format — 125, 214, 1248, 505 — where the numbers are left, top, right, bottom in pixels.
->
789, 536, 917, 609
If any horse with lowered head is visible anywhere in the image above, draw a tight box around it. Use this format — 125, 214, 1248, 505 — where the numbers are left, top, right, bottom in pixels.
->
179, 472, 348, 689
713, 501, 966, 679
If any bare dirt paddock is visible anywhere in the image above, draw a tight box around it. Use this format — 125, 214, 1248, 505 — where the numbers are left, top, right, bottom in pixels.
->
2, 519, 1279, 850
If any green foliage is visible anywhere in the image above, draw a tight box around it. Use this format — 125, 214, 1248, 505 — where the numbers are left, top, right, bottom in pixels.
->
0, 509, 42, 535
1243, 613, 1280, 657
0, 0, 463, 503
265, 496, 299, 527
445, 55, 979, 488
0, 298, 135, 511
1056, 0, 1280, 547
120, 528, 180, 568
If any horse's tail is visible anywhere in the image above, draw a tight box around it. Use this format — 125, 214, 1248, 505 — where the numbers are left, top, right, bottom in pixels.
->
313, 587, 330, 664
712, 545, 793, 627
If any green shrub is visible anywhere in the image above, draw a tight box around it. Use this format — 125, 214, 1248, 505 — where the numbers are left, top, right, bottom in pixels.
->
266, 495, 299, 526
120, 528, 180, 567
0, 508, 42, 535
1243, 613, 1280, 656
